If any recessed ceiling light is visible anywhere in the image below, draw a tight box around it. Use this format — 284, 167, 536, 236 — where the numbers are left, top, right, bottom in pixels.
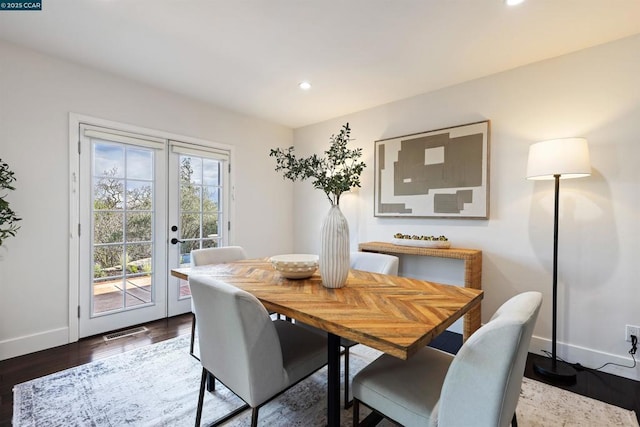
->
299, 81, 312, 90
505, 0, 525, 5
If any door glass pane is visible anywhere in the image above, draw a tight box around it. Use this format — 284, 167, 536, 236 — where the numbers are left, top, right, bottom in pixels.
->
203, 158, 220, 185
203, 213, 219, 237
94, 212, 123, 243
93, 176, 124, 210
126, 180, 153, 210
204, 187, 219, 209
180, 213, 200, 239
179, 240, 199, 262
94, 143, 124, 179
124, 243, 152, 308
126, 148, 153, 180
93, 244, 125, 313
180, 184, 201, 210
92, 141, 155, 315
94, 244, 124, 278
126, 212, 152, 241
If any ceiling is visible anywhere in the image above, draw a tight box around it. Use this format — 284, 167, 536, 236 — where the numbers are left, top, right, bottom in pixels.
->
1, 1, 639, 128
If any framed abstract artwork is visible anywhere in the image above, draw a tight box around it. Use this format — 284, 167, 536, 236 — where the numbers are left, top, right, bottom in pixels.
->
374, 120, 490, 219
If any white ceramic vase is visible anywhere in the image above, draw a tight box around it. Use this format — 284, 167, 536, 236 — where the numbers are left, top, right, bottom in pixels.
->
319, 204, 350, 289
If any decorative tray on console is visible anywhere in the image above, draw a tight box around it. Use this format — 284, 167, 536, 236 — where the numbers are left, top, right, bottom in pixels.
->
391, 234, 451, 249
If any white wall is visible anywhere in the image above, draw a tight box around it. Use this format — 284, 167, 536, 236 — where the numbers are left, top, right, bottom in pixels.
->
3, 33, 639, 381
0, 40, 294, 359
292, 34, 640, 380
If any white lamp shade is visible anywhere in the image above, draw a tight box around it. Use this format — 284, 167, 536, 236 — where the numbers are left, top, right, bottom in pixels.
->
526, 138, 591, 180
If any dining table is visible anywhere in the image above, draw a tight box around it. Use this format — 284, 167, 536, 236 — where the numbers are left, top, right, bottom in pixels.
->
171, 258, 484, 427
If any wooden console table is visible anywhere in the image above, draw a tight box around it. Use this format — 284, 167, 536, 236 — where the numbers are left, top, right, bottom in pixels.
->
358, 241, 482, 341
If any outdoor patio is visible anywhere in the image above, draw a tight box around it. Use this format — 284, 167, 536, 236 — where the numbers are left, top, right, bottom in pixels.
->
93, 276, 191, 314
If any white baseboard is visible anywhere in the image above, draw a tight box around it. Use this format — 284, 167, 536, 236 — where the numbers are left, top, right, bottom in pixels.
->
530, 334, 640, 381
0, 327, 69, 361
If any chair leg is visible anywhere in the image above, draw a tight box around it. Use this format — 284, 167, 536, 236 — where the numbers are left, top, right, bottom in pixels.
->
352, 398, 359, 427
206, 371, 216, 392
195, 368, 207, 427
512, 412, 518, 427
250, 407, 259, 427
191, 314, 216, 392
190, 313, 197, 357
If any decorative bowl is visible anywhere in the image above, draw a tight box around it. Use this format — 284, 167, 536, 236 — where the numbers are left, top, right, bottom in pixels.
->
270, 254, 319, 279
391, 238, 451, 249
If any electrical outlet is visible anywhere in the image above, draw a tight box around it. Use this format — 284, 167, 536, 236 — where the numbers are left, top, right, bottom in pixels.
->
625, 325, 640, 342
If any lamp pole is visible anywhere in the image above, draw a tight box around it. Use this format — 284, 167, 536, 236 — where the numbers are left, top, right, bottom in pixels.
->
552, 174, 560, 371
533, 174, 577, 383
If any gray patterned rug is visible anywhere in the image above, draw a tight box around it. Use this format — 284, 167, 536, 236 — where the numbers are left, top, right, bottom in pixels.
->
13, 335, 638, 426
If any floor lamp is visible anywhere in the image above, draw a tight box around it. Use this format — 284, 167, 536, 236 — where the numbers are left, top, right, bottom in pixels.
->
526, 137, 591, 383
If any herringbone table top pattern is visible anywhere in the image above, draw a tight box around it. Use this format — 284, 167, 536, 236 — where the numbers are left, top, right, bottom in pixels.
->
172, 258, 483, 360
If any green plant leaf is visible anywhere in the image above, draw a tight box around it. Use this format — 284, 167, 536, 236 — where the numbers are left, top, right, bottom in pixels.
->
269, 123, 366, 205
0, 158, 21, 246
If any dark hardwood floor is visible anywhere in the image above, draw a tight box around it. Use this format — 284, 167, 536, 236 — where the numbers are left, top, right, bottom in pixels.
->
2, 315, 639, 426
0, 314, 192, 427
525, 352, 640, 423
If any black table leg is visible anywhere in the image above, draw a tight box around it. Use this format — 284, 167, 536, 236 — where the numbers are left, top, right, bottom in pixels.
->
327, 332, 340, 427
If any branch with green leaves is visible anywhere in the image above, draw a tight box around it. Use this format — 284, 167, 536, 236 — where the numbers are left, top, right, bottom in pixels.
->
0, 159, 21, 246
269, 123, 366, 205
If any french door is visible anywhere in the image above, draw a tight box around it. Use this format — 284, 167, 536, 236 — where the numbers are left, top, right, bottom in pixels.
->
167, 142, 230, 316
78, 125, 168, 337
76, 123, 230, 337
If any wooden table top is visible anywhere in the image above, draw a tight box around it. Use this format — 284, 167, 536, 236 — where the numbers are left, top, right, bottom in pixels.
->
171, 259, 483, 360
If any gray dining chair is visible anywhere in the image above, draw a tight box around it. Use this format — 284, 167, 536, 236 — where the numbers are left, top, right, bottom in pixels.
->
189, 246, 248, 360
190, 275, 328, 427
352, 291, 542, 427
350, 251, 399, 278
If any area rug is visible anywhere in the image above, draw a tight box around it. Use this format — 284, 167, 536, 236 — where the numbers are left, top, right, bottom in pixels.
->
13, 335, 639, 426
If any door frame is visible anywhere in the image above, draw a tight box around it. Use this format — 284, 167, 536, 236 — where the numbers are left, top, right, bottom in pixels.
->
68, 113, 236, 343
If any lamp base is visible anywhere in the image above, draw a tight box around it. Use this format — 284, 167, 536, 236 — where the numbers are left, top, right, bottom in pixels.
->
533, 358, 577, 384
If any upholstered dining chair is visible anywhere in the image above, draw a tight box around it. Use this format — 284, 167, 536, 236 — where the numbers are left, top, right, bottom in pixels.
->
189, 246, 248, 360
350, 251, 399, 278
352, 291, 542, 427
189, 275, 328, 427
191, 245, 248, 267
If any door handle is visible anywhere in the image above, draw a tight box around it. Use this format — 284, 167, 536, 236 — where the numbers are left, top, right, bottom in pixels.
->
170, 237, 185, 245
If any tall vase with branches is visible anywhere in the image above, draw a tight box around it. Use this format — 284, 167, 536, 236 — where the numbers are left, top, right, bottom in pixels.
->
0, 158, 21, 247
270, 123, 366, 288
